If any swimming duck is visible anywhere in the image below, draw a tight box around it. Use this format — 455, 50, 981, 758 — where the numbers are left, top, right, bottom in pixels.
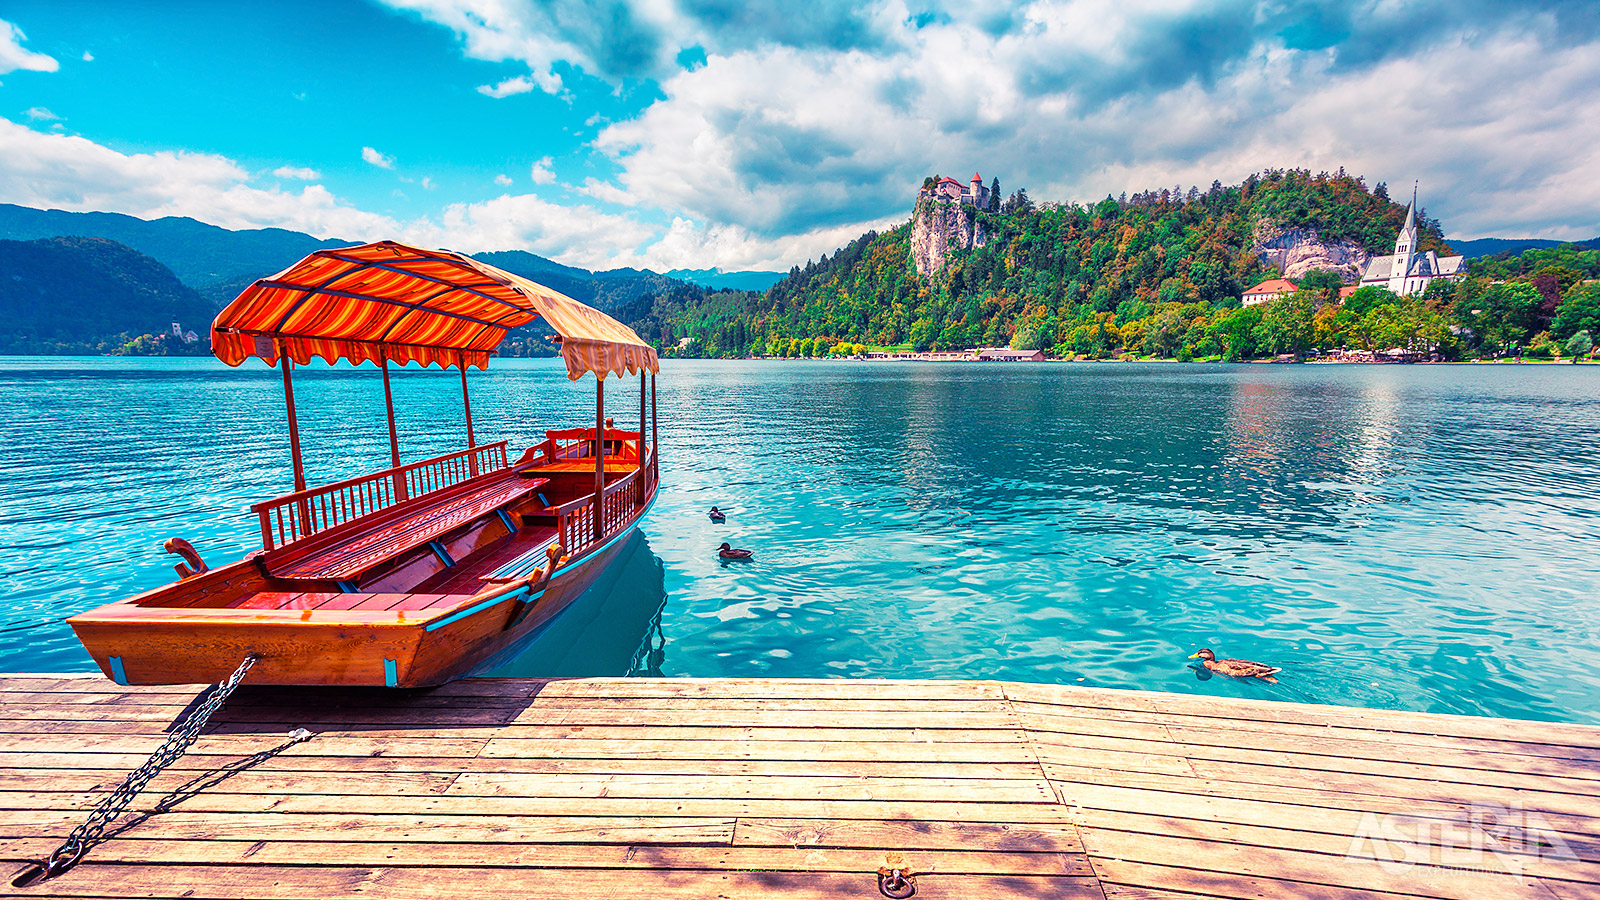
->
1188, 649, 1282, 683
718, 542, 753, 560
709, 506, 726, 522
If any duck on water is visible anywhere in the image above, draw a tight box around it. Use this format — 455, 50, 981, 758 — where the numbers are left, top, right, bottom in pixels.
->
1188, 649, 1282, 684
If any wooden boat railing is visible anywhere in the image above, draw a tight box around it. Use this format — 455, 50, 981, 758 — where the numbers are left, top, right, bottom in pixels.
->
551, 447, 656, 559
253, 442, 511, 550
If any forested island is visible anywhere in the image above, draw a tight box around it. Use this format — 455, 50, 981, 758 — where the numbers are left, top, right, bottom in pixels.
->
642, 170, 1600, 362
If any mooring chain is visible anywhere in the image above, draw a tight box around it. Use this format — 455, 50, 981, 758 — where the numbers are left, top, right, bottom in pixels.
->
18, 654, 261, 885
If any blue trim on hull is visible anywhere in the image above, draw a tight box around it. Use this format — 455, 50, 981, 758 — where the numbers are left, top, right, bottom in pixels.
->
383, 658, 398, 687
420, 486, 658, 634
108, 656, 127, 685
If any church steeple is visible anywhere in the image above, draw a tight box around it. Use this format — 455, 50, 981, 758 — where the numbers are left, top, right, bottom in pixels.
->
1388, 182, 1418, 294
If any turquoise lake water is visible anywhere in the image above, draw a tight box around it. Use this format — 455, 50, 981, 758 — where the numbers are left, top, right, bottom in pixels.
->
2, 357, 1599, 724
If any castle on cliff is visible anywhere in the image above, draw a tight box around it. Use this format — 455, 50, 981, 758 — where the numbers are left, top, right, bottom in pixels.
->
1358, 186, 1464, 296
930, 173, 990, 209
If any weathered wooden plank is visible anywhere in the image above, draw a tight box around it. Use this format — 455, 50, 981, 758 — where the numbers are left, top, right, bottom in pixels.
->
444, 772, 1058, 803
0, 866, 1105, 900
0, 735, 490, 758
0, 811, 736, 844
0, 837, 1081, 876
0, 796, 1080, 824
0, 756, 1040, 781
732, 818, 1086, 854
507, 706, 1021, 728
537, 678, 1007, 700
479, 738, 1037, 763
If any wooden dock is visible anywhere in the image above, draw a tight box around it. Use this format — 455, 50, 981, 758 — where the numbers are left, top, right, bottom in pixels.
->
0, 674, 1597, 899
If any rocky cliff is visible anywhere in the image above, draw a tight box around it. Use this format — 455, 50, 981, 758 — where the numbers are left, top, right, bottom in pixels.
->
910, 189, 986, 278
1251, 219, 1371, 282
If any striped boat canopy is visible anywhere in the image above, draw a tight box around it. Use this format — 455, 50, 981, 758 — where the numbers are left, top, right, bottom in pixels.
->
211, 241, 659, 380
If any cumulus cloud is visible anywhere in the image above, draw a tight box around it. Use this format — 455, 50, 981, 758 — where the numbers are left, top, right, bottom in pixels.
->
0, 117, 399, 239
272, 165, 320, 180
494, 173, 512, 186
528, 157, 556, 185
0, 19, 57, 74
361, 146, 395, 169
423, 192, 656, 268
477, 75, 537, 98
384, 0, 1600, 257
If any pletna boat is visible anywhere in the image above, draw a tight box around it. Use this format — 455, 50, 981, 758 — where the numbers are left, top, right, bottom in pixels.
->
68, 241, 660, 687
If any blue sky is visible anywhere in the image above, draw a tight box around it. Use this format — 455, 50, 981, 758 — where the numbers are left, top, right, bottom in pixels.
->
1, 1, 1596, 272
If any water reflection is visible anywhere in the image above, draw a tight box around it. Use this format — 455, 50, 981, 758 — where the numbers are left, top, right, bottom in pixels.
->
483, 530, 669, 678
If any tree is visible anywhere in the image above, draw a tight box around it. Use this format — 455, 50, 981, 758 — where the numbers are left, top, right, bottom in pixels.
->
1253, 295, 1314, 356
988, 177, 1000, 212
1296, 269, 1344, 307
1553, 282, 1600, 339
1566, 330, 1594, 362
1343, 285, 1399, 317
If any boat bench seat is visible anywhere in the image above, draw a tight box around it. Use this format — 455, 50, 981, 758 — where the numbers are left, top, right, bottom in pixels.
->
266, 478, 548, 582
227, 591, 465, 613
480, 532, 562, 584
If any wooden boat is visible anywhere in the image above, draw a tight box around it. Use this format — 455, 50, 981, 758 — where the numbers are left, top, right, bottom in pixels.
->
68, 241, 661, 687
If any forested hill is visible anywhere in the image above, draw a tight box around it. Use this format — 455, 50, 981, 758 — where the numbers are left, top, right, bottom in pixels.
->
654, 169, 1451, 357
0, 237, 217, 355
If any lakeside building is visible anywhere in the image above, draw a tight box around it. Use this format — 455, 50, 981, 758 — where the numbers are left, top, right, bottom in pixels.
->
976, 347, 1046, 361
1242, 279, 1298, 306
1358, 186, 1464, 296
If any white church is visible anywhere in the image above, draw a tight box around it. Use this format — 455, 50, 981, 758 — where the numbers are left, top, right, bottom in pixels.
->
1358, 187, 1464, 296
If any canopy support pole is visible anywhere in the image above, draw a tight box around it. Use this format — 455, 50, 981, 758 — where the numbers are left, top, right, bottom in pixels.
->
460, 353, 477, 476
638, 372, 646, 475
380, 353, 406, 501
593, 376, 605, 540
650, 371, 658, 483
279, 352, 309, 534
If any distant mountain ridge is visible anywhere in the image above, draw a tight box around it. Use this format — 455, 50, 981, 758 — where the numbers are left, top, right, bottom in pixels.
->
1448, 236, 1599, 258
0, 204, 743, 320
0, 204, 734, 358
0, 237, 216, 354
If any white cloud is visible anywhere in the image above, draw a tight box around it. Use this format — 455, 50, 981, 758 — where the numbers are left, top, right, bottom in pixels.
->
272, 165, 320, 180
421, 176, 435, 190
528, 156, 556, 185
424, 192, 655, 268
477, 75, 537, 98
361, 146, 395, 169
0, 19, 57, 74
0, 117, 399, 240
580, 7, 1600, 246
82, 50, 93, 62
23, 106, 57, 121
494, 173, 512, 186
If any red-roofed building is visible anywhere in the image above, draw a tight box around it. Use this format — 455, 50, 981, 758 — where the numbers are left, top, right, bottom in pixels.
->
929, 172, 991, 208
1338, 286, 1357, 301
1242, 278, 1298, 306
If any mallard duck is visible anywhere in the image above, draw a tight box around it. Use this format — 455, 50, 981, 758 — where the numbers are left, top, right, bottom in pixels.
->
708, 506, 726, 522
1188, 648, 1281, 683
718, 542, 753, 560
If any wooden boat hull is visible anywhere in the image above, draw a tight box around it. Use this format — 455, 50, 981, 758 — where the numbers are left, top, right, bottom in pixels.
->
68, 512, 645, 687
